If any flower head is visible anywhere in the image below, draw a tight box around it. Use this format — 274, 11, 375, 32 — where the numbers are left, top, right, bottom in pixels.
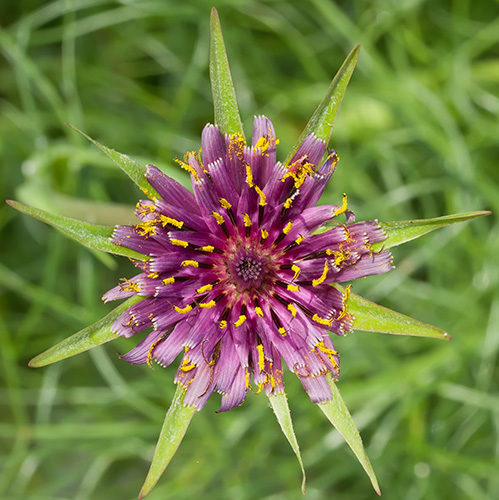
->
103, 116, 393, 410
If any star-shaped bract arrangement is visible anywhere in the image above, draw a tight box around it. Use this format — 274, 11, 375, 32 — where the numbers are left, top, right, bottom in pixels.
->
7, 8, 489, 499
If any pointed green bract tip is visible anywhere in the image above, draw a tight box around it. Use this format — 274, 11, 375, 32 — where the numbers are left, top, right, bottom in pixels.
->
285, 44, 360, 165
268, 392, 306, 494
138, 384, 197, 498
210, 7, 245, 138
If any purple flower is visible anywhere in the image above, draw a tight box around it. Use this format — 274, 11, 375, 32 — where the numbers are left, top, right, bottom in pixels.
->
103, 116, 393, 411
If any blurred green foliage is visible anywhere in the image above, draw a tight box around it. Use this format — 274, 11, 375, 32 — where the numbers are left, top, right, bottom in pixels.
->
1, 1, 498, 499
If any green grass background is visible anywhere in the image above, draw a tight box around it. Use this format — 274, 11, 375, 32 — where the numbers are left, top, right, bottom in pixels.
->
1, 1, 498, 499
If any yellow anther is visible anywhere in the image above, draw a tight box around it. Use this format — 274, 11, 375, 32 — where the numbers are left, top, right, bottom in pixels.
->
234, 315, 247, 327
174, 304, 193, 314
219, 198, 232, 210
256, 344, 265, 371
199, 300, 216, 309
219, 320, 227, 329
287, 284, 300, 292
333, 193, 348, 217
291, 264, 301, 280
243, 213, 252, 227
119, 278, 141, 292
283, 221, 293, 235
278, 327, 287, 336
136, 220, 157, 237
146, 336, 164, 368
312, 260, 329, 287
245, 370, 252, 389
181, 260, 199, 268
338, 284, 351, 320
159, 215, 184, 229
175, 157, 200, 183
326, 248, 349, 266
283, 197, 293, 209
211, 211, 225, 225
196, 284, 213, 294
180, 358, 196, 372
162, 277, 175, 285
294, 235, 305, 245
147, 272, 159, 279
254, 185, 267, 206
268, 362, 276, 388
316, 341, 339, 368
312, 313, 333, 327
281, 159, 314, 188
200, 245, 215, 253
170, 239, 189, 248
245, 164, 254, 187
287, 303, 297, 318
261, 229, 269, 240
255, 306, 264, 317
253, 135, 268, 151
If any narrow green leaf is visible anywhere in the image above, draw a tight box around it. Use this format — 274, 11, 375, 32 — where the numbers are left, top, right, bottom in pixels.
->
344, 287, 451, 340
29, 296, 144, 367
7, 200, 147, 261
268, 392, 306, 494
372, 211, 491, 251
66, 123, 161, 200
139, 384, 197, 498
210, 7, 245, 138
318, 375, 381, 495
285, 45, 360, 165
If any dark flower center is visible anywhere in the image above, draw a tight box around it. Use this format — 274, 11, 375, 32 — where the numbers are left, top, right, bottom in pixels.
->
236, 256, 263, 282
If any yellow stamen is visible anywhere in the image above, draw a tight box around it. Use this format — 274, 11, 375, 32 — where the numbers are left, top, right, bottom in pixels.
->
283, 221, 293, 235
291, 264, 301, 280
243, 213, 252, 227
119, 278, 141, 292
136, 220, 157, 237
261, 229, 269, 240
211, 211, 225, 225
196, 284, 213, 294
175, 156, 200, 183
255, 306, 264, 317
283, 197, 293, 209
146, 336, 164, 368
294, 235, 305, 245
170, 239, 189, 248
234, 315, 247, 327
199, 300, 216, 309
162, 277, 175, 285
312, 313, 333, 327
147, 272, 159, 279
287, 303, 297, 318
245, 369, 251, 389
333, 193, 348, 217
312, 260, 329, 287
200, 245, 215, 253
174, 304, 193, 314
315, 341, 339, 369
338, 284, 351, 320
245, 164, 254, 187
159, 215, 184, 229
219, 198, 232, 210
287, 284, 299, 292
219, 320, 227, 329
254, 185, 267, 206
181, 260, 199, 268
278, 327, 286, 336
180, 358, 196, 372
256, 344, 265, 371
